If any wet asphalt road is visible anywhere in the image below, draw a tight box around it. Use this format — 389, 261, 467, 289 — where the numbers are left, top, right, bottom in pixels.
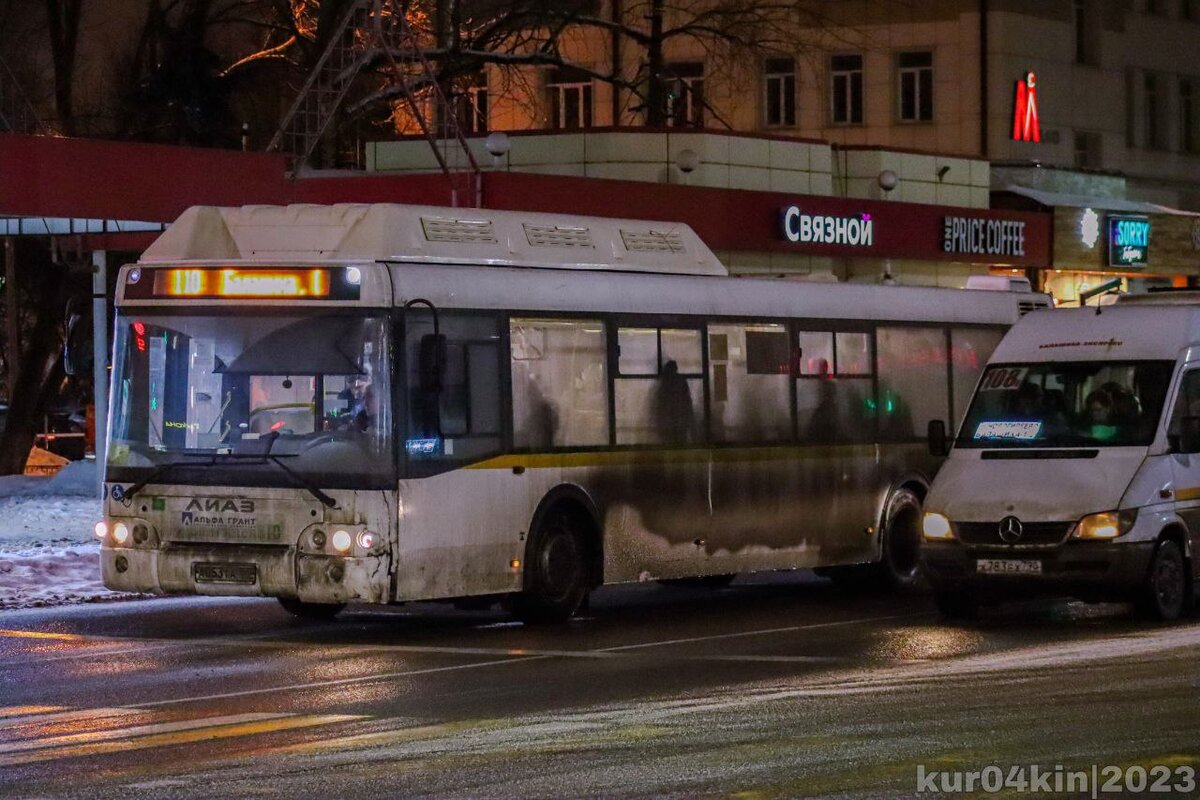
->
0, 574, 1198, 799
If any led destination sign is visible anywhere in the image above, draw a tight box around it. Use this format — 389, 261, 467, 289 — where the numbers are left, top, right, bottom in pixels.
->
1107, 216, 1150, 268
128, 266, 363, 300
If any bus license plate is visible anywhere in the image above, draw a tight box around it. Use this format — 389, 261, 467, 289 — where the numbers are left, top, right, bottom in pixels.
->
193, 562, 257, 584
976, 559, 1042, 576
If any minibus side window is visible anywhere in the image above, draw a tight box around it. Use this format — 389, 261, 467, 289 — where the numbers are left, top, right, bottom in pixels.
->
1168, 370, 1200, 452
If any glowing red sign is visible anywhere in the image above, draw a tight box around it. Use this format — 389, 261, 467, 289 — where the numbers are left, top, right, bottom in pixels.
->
1012, 72, 1041, 143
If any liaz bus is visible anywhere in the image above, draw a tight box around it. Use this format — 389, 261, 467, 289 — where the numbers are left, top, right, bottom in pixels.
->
98, 203, 1047, 622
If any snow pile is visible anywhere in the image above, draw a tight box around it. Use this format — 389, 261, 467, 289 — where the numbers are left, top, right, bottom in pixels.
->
0, 458, 100, 499
0, 459, 142, 609
0, 544, 142, 609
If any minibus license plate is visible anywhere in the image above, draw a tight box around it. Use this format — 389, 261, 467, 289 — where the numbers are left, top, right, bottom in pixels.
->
193, 562, 257, 584
976, 559, 1042, 576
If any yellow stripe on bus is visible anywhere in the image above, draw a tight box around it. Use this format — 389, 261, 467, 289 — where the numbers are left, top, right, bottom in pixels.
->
1175, 486, 1200, 501
466, 443, 895, 471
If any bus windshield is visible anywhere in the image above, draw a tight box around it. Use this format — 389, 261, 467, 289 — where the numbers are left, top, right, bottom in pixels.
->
957, 361, 1174, 448
106, 312, 393, 488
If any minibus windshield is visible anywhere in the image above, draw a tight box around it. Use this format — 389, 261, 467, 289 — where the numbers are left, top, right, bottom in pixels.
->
106, 312, 394, 489
957, 361, 1174, 448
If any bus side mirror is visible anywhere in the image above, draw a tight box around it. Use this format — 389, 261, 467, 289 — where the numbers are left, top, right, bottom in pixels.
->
418, 333, 446, 393
927, 419, 949, 457
1180, 416, 1200, 453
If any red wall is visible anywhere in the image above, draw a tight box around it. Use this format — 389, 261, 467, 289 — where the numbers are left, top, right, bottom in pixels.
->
0, 134, 286, 221
0, 134, 1051, 267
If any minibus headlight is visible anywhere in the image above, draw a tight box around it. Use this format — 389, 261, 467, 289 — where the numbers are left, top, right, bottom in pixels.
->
331, 529, 352, 553
1074, 509, 1138, 540
922, 512, 954, 541
111, 523, 130, 545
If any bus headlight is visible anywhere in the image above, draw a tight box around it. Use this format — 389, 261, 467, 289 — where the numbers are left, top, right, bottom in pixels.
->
112, 522, 130, 545
357, 530, 377, 550
331, 529, 353, 553
922, 512, 954, 541
94, 521, 108, 541
1074, 509, 1137, 540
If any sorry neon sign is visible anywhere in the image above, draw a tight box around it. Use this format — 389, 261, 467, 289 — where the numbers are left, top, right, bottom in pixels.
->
1012, 72, 1041, 143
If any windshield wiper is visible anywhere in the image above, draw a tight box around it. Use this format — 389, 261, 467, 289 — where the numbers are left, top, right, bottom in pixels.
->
118, 458, 217, 502
117, 453, 337, 509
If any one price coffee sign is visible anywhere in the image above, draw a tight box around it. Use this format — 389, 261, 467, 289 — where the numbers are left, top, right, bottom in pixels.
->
1107, 215, 1150, 268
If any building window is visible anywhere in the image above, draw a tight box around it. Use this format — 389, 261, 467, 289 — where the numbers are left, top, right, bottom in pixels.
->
831, 54, 863, 125
1145, 72, 1167, 149
547, 67, 593, 130
763, 57, 797, 127
1182, 78, 1199, 153
1074, 130, 1102, 168
1073, 0, 1101, 65
454, 75, 488, 135
897, 51, 933, 122
1145, 0, 1166, 14
665, 62, 704, 128
1185, 0, 1200, 21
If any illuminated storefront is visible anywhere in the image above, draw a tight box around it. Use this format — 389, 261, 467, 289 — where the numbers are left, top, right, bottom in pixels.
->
1037, 206, 1200, 305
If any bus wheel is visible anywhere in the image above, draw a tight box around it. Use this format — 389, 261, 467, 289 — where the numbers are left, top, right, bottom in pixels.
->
878, 488, 924, 590
512, 514, 590, 624
1136, 539, 1187, 621
277, 597, 345, 621
933, 589, 979, 621
659, 574, 736, 589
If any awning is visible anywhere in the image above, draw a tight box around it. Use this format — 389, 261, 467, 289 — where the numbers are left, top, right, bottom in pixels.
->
0, 216, 166, 236
996, 184, 1200, 216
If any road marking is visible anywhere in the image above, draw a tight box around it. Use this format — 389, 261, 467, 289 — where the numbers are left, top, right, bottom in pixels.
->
130, 654, 553, 709
594, 613, 922, 652
0, 706, 65, 719
0, 707, 139, 728
0, 714, 363, 767
0, 712, 288, 754
40, 612, 912, 711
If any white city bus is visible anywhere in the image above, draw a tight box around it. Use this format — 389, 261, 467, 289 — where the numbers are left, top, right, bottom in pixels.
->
98, 203, 1047, 621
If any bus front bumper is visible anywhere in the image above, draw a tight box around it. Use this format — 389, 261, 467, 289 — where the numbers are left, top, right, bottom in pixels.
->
100, 545, 391, 605
921, 540, 1156, 602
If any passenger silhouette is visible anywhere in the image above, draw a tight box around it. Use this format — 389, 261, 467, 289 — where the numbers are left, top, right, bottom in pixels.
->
655, 360, 697, 444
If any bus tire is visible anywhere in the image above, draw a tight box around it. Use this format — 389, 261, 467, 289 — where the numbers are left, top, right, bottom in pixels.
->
659, 574, 737, 589
933, 589, 979, 621
277, 597, 345, 620
512, 512, 590, 624
1136, 539, 1187, 621
877, 487, 924, 591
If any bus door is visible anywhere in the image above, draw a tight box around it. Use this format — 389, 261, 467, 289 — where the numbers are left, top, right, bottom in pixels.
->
610, 324, 711, 578
703, 322, 879, 568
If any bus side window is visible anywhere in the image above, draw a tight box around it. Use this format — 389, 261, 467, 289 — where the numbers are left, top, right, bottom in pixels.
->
406, 314, 502, 464
614, 326, 704, 445
510, 318, 609, 449
876, 326, 950, 440
796, 329, 873, 444
708, 323, 791, 444
950, 327, 1005, 429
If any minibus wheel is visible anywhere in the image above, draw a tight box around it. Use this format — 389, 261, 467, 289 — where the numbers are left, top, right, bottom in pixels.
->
512, 513, 590, 624
1136, 539, 1187, 621
879, 488, 924, 590
277, 597, 345, 620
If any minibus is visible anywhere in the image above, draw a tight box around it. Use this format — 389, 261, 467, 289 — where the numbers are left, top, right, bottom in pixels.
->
922, 294, 1200, 620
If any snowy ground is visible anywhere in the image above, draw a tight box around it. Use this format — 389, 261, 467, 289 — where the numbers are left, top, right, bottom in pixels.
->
0, 461, 144, 609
